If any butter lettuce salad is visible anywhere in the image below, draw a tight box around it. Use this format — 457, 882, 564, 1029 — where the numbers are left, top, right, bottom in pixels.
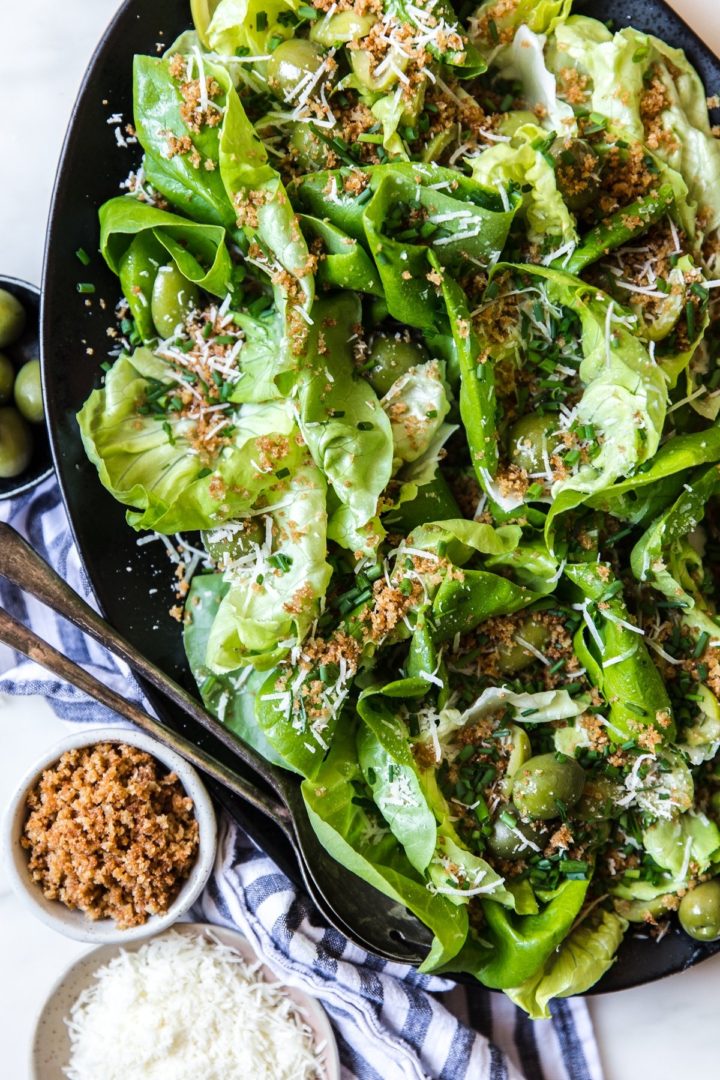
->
78, 0, 720, 1013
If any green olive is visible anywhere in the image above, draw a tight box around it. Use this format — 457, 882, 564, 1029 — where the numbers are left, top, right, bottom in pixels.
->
311, 10, 375, 46
151, 265, 200, 338
0, 353, 14, 404
486, 814, 547, 860
575, 776, 623, 821
351, 44, 406, 92
496, 617, 550, 675
267, 40, 326, 102
202, 520, 265, 564
289, 123, 333, 173
13, 359, 44, 424
512, 753, 586, 821
366, 335, 428, 396
0, 405, 33, 479
0, 289, 26, 348
551, 137, 601, 213
678, 881, 720, 941
507, 414, 560, 474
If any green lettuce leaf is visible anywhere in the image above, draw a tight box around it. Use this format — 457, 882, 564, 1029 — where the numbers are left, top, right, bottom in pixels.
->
77, 351, 302, 532
296, 294, 393, 530
506, 908, 628, 1018
470, 122, 578, 246
643, 811, 720, 879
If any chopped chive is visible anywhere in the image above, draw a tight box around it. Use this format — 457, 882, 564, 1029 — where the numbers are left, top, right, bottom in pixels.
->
520, 707, 539, 716
499, 810, 517, 828
256, 11, 267, 30
624, 701, 647, 716
487, 17, 499, 44
76, 282, 95, 294
75, 247, 91, 266
694, 631, 710, 658
275, 466, 290, 479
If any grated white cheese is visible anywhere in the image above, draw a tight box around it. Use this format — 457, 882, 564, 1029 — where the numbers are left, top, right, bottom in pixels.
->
64, 931, 325, 1080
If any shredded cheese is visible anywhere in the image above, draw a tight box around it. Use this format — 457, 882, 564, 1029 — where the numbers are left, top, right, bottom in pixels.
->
64, 931, 325, 1079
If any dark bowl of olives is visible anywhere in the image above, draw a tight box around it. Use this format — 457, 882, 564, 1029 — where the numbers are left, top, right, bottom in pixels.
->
0, 277, 53, 500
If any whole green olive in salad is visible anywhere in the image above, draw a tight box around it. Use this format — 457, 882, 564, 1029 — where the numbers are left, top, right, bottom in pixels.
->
366, 335, 428, 396
507, 414, 560, 474
14, 358, 44, 424
0, 405, 33, 479
496, 617, 550, 675
289, 123, 334, 173
202, 520, 265, 564
151, 265, 200, 338
0, 353, 14, 405
512, 753, 586, 820
678, 881, 720, 941
0, 288, 26, 348
486, 815, 546, 860
267, 40, 326, 102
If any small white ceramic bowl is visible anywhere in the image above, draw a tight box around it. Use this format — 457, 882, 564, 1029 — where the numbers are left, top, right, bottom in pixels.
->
31, 922, 340, 1080
2, 725, 217, 944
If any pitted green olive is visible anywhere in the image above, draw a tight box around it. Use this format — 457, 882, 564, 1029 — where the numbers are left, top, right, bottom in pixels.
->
267, 40, 326, 101
679, 881, 720, 941
151, 265, 200, 338
0, 289, 26, 348
311, 10, 375, 46
496, 617, 550, 675
551, 137, 601, 212
575, 776, 623, 821
0, 353, 14, 404
512, 753, 586, 821
508, 414, 560, 474
0, 405, 33, 478
486, 814, 547, 860
289, 123, 333, 173
366, 335, 428, 396
14, 359, 44, 424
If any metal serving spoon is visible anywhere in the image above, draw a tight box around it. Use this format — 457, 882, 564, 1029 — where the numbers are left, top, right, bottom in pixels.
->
0, 523, 431, 962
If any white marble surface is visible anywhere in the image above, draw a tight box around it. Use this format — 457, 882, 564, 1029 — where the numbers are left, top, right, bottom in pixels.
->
2, 1, 720, 1076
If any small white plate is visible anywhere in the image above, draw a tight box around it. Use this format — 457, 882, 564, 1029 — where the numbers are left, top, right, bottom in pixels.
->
31, 921, 340, 1080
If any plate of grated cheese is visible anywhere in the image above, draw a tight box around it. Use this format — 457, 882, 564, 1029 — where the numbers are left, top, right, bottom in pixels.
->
31, 922, 339, 1080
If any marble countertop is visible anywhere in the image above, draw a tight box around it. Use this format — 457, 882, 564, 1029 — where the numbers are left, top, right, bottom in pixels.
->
2, 1, 719, 1076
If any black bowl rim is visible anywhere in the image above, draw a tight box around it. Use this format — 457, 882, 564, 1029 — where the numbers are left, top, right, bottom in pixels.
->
39, 0, 720, 996
0, 276, 54, 500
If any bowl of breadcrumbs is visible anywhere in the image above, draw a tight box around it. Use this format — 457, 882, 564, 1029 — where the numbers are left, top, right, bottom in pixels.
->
2, 726, 217, 943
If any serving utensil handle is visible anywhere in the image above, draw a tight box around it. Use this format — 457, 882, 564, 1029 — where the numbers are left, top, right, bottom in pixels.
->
0, 604, 292, 833
0, 523, 286, 798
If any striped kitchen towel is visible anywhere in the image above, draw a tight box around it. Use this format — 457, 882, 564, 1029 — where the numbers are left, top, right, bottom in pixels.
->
0, 477, 603, 1080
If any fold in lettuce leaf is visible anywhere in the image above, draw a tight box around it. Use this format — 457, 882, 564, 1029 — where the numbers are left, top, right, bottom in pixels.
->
296, 294, 393, 531
506, 908, 628, 1019
548, 15, 720, 245
357, 691, 515, 903
470, 0, 572, 64
134, 48, 314, 323
301, 721, 469, 969
99, 199, 234, 340
205, 456, 331, 671
292, 162, 519, 334
631, 462, 720, 638
586, 426, 720, 524
434, 878, 589, 987
470, 122, 578, 248
77, 350, 303, 532
200, 0, 300, 56
497, 24, 576, 135
183, 573, 290, 766
565, 561, 675, 743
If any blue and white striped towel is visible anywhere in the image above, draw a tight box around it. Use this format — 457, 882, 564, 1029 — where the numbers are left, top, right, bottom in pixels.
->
0, 478, 603, 1080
